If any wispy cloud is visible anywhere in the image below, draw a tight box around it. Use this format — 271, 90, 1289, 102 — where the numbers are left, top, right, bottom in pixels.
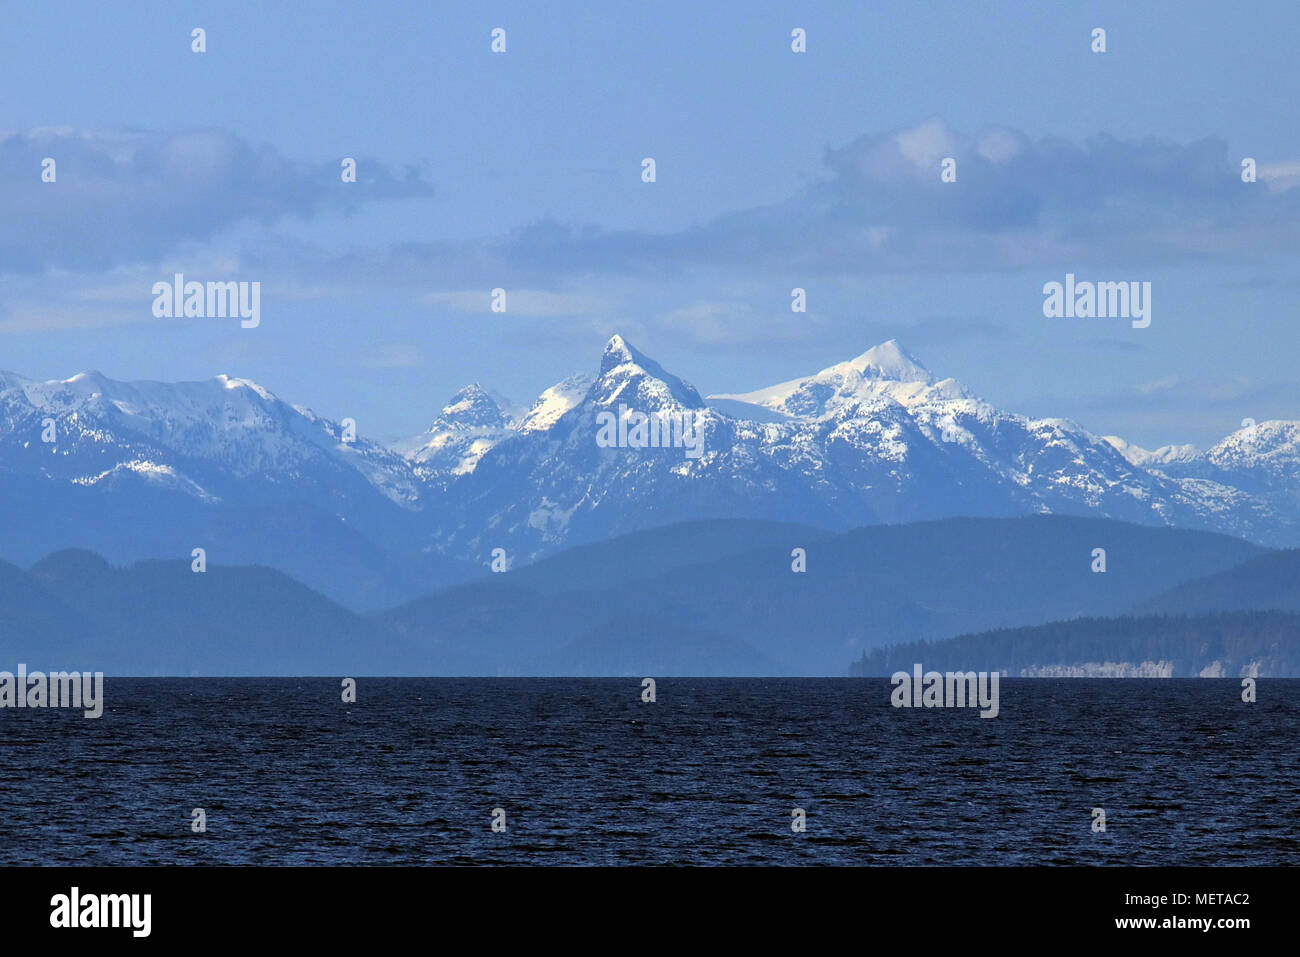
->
359, 344, 426, 369
421, 288, 607, 316
1136, 375, 1182, 395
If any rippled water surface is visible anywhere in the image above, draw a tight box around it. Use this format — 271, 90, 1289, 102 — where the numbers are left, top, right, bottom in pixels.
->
1, 678, 1295, 865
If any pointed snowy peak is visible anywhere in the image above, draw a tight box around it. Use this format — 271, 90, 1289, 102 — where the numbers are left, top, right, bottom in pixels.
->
394, 383, 517, 472
841, 339, 934, 384
593, 335, 705, 410
599, 334, 680, 382
435, 383, 513, 430
600, 333, 637, 370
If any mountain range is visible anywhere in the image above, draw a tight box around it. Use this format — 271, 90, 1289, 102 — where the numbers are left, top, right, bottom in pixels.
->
2, 335, 1297, 618
2, 333, 1299, 677
0, 516, 1282, 675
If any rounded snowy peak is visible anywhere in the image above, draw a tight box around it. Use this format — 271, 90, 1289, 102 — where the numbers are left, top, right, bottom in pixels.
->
710, 340, 964, 420
212, 373, 277, 401
1208, 420, 1300, 471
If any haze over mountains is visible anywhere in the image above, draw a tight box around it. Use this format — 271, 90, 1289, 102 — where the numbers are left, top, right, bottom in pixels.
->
2, 335, 1298, 675
2, 335, 1297, 610
0, 516, 1281, 676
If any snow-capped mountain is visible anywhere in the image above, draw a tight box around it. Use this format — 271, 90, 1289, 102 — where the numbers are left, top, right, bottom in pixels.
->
2, 335, 1297, 589
0, 368, 501, 608
1101, 435, 1200, 469
711, 339, 969, 417
420, 336, 1295, 560
1176, 420, 1300, 485
517, 374, 594, 433
0, 368, 419, 510
394, 375, 592, 484
1143, 420, 1300, 521
704, 341, 1289, 547
432, 335, 809, 558
393, 384, 518, 482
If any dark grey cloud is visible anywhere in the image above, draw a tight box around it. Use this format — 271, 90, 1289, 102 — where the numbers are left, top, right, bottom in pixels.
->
325, 120, 1300, 287
690, 122, 1300, 275
12, 120, 1297, 291
0, 128, 432, 273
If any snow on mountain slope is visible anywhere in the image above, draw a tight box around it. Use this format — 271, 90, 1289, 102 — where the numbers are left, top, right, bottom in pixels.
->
710, 339, 969, 418
518, 374, 594, 433
3, 336, 1297, 574
394, 374, 594, 482
0, 369, 420, 508
394, 384, 516, 480
595, 334, 707, 410
1200, 420, 1300, 480
424, 334, 1296, 560
704, 340, 1218, 527
432, 335, 834, 559
1150, 420, 1300, 525
1102, 435, 1200, 469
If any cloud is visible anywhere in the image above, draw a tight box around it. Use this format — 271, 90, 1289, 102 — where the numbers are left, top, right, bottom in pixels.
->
0, 304, 142, 334
1135, 375, 1181, 395
10, 119, 1300, 350
854, 315, 1019, 347
18, 119, 1293, 292
332, 120, 1300, 286
1259, 161, 1300, 192
359, 345, 426, 369
0, 128, 432, 274
1069, 374, 1297, 448
684, 121, 1300, 275
421, 288, 608, 316
656, 300, 810, 346
1084, 374, 1276, 413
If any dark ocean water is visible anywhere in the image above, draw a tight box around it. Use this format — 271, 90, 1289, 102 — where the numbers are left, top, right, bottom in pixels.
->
0, 678, 1295, 865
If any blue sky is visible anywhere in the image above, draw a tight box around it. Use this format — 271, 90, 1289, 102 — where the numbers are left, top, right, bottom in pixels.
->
1, 0, 1297, 446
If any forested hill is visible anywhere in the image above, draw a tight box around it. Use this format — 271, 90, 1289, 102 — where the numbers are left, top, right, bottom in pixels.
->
851, 611, 1300, 677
